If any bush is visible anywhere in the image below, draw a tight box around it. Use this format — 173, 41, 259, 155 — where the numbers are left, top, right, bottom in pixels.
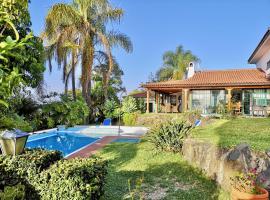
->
135, 113, 183, 127
0, 113, 33, 132
0, 149, 62, 176
0, 150, 108, 200
37, 157, 108, 200
42, 95, 89, 128
147, 120, 193, 152
0, 149, 62, 199
122, 96, 138, 114
123, 112, 139, 126
103, 99, 119, 119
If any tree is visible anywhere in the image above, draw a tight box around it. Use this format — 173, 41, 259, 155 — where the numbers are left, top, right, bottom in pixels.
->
43, 26, 80, 100
91, 53, 126, 119
156, 45, 199, 81
1, 0, 45, 91
44, 0, 132, 107
0, 10, 32, 107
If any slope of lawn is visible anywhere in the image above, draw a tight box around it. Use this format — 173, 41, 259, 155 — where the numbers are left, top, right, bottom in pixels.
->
191, 117, 270, 152
97, 141, 229, 200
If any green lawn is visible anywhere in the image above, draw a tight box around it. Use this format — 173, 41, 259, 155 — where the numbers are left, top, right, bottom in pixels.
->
97, 141, 229, 200
191, 117, 270, 152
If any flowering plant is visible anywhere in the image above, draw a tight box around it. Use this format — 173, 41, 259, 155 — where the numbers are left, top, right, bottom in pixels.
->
230, 168, 267, 194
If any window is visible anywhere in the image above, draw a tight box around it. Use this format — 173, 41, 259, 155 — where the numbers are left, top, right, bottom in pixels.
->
267, 60, 270, 70
170, 95, 176, 106
191, 90, 226, 114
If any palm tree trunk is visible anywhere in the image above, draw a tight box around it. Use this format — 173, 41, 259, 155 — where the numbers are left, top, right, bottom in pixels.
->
64, 79, 68, 95
81, 36, 94, 107
71, 50, 76, 101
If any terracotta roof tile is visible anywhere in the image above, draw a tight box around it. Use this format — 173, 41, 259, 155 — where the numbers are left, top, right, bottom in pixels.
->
142, 68, 270, 89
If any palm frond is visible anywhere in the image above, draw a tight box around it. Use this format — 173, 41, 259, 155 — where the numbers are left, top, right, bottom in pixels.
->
107, 31, 133, 53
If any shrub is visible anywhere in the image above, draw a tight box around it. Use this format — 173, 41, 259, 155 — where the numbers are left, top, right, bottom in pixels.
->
42, 95, 89, 128
0, 113, 33, 132
147, 120, 193, 152
0, 149, 108, 199
37, 157, 108, 200
122, 96, 138, 114
0, 149, 62, 199
0, 149, 62, 176
0, 183, 25, 200
123, 112, 139, 126
103, 99, 119, 119
135, 113, 183, 127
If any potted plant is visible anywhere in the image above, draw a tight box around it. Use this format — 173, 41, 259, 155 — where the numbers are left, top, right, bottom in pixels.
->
230, 168, 269, 200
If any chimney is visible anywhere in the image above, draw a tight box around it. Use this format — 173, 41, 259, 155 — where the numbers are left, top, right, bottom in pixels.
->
186, 62, 196, 79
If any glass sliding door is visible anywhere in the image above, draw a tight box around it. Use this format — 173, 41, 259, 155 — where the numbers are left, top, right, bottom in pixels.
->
242, 89, 270, 116
191, 90, 226, 114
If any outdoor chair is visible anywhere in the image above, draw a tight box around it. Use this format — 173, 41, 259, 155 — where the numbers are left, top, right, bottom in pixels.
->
102, 118, 112, 126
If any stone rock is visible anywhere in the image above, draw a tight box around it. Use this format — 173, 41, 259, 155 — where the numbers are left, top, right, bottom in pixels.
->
182, 139, 270, 191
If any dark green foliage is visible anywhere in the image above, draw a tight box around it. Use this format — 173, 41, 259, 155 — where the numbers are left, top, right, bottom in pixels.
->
135, 98, 146, 113
37, 158, 108, 200
0, 149, 62, 200
0, 183, 25, 200
0, 149, 108, 199
147, 120, 193, 152
0, 113, 33, 132
0, 149, 62, 177
1, 0, 45, 89
123, 112, 139, 126
103, 99, 119, 119
39, 95, 89, 128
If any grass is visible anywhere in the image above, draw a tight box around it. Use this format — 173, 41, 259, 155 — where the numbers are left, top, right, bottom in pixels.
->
97, 140, 229, 200
191, 117, 270, 152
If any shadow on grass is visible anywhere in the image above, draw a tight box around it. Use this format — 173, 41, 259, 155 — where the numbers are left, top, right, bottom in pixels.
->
100, 142, 223, 200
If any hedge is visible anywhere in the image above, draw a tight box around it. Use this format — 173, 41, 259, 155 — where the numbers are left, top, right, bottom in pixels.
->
0, 149, 108, 200
0, 149, 62, 199
36, 157, 108, 200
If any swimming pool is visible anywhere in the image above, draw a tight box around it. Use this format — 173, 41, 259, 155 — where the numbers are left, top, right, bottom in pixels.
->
26, 132, 99, 157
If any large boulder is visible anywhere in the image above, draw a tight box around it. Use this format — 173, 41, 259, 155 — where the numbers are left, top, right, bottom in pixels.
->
182, 139, 270, 191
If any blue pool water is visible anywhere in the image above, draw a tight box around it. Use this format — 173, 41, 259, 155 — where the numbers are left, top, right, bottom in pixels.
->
113, 138, 140, 143
26, 132, 98, 157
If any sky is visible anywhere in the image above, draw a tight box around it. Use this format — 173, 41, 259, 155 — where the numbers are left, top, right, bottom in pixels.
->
29, 0, 270, 93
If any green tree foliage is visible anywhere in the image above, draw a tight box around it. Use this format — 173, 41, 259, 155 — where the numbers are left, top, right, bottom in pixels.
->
0, 10, 31, 107
122, 96, 138, 114
103, 99, 119, 119
44, 0, 132, 107
1, 0, 45, 90
156, 45, 199, 81
41, 95, 89, 128
91, 53, 126, 120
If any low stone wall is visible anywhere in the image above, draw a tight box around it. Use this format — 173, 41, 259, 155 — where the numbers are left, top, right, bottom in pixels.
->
182, 138, 270, 191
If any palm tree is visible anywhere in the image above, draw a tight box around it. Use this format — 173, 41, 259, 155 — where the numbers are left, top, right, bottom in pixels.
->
43, 26, 79, 100
156, 45, 199, 81
44, 0, 132, 106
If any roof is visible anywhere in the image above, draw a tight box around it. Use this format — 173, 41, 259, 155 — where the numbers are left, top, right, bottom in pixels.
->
129, 92, 147, 98
248, 28, 270, 64
142, 68, 270, 89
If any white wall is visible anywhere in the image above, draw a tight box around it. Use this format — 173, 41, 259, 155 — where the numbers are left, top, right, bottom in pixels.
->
256, 48, 270, 71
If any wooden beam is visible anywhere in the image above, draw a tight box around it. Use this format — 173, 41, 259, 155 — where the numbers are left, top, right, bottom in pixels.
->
146, 90, 150, 113
226, 88, 233, 111
182, 89, 190, 112
155, 92, 159, 113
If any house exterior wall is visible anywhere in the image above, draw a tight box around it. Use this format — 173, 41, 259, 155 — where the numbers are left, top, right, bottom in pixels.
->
256, 48, 270, 71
